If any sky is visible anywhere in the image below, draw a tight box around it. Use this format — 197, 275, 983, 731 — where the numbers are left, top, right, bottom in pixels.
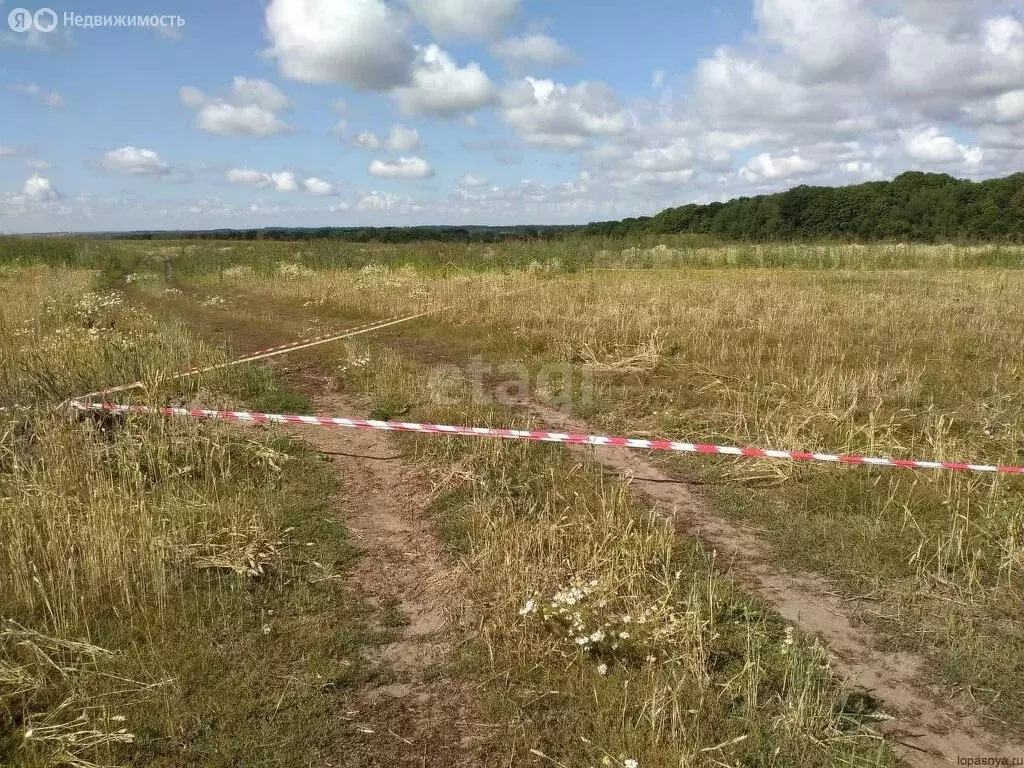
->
1, 0, 1022, 233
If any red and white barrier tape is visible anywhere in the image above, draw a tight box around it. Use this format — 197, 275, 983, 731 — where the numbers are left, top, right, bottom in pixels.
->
72, 402, 1024, 476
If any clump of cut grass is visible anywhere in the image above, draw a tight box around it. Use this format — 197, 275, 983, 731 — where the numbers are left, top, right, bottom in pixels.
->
0, 621, 159, 768
572, 329, 669, 373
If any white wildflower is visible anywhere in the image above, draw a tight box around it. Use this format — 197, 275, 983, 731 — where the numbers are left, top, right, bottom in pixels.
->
277, 262, 315, 280
781, 625, 795, 654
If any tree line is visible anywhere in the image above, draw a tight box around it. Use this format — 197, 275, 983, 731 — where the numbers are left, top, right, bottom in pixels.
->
108, 225, 578, 243
23, 171, 1024, 244
583, 171, 1024, 242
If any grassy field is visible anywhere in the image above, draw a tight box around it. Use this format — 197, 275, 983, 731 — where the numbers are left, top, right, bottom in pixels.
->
2, 237, 1023, 767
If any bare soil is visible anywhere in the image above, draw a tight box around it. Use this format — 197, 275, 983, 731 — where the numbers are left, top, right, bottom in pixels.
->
281, 379, 494, 767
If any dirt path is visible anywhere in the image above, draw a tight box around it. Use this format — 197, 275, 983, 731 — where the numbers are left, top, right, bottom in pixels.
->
282, 383, 488, 767
514, 396, 1022, 768
143, 291, 495, 766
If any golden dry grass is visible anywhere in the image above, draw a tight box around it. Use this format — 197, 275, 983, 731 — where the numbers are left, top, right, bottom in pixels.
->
5, 238, 1024, 766
200, 252, 1024, 727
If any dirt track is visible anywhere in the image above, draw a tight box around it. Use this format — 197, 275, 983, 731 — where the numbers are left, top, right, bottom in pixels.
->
284, 382, 490, 766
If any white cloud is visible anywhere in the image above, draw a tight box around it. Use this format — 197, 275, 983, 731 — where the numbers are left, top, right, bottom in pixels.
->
195, 103, 291, 137
406, 0, 518, 41
903, 126, 984, 166
99, 146, 170, 176
740, 152, 819, 181
23, 174, 59, 201
492, 34, 572, 69
0, 144, 17, 157
627, 169, 695, 186
264, 0, 415, 90
695, 50, 824, 125
369, 156, 434, 179
994, 90, 1024, 123
356, 124, 422, 151
227, 168, 299, 192
386, 124, 422, 151
500, 78, 632, 150
355, 131, 382, 150
841, 160, 883, 178
229, 76, 291, 111
587, 135, 698, 187
180, 79, 293, 137
755, 0, 883, 82
646, 0, 1024, 193
227, 168, 335, 195
357, 190, 404, 211
458, 173, 488, 188
302, 177, 335, 196
982, 16, 1024, 83
651, 70, 666, 90
226, 168, 268, 186
883, 21, 985, 99
269, 171, 299, 192
393, 44, 495, 116
26, 159, 52, 169
9, 83, 64, 109
978, 124, 1024, 150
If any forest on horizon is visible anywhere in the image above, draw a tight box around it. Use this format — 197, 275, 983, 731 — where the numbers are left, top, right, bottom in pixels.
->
17, 170, 1024, 244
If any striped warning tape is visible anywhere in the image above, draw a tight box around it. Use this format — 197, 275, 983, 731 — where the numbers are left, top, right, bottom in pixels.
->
71, 402, 1024, 476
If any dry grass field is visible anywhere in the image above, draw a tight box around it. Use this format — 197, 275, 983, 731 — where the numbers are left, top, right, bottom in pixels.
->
2, 237, 1023, 767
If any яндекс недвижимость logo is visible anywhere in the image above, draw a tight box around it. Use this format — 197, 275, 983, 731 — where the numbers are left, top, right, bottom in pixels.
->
7, 7, 57, 32
7, 8, 183, 32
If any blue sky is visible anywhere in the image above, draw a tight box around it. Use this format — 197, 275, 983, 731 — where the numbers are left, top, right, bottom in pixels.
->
1, 0, 1022, 232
